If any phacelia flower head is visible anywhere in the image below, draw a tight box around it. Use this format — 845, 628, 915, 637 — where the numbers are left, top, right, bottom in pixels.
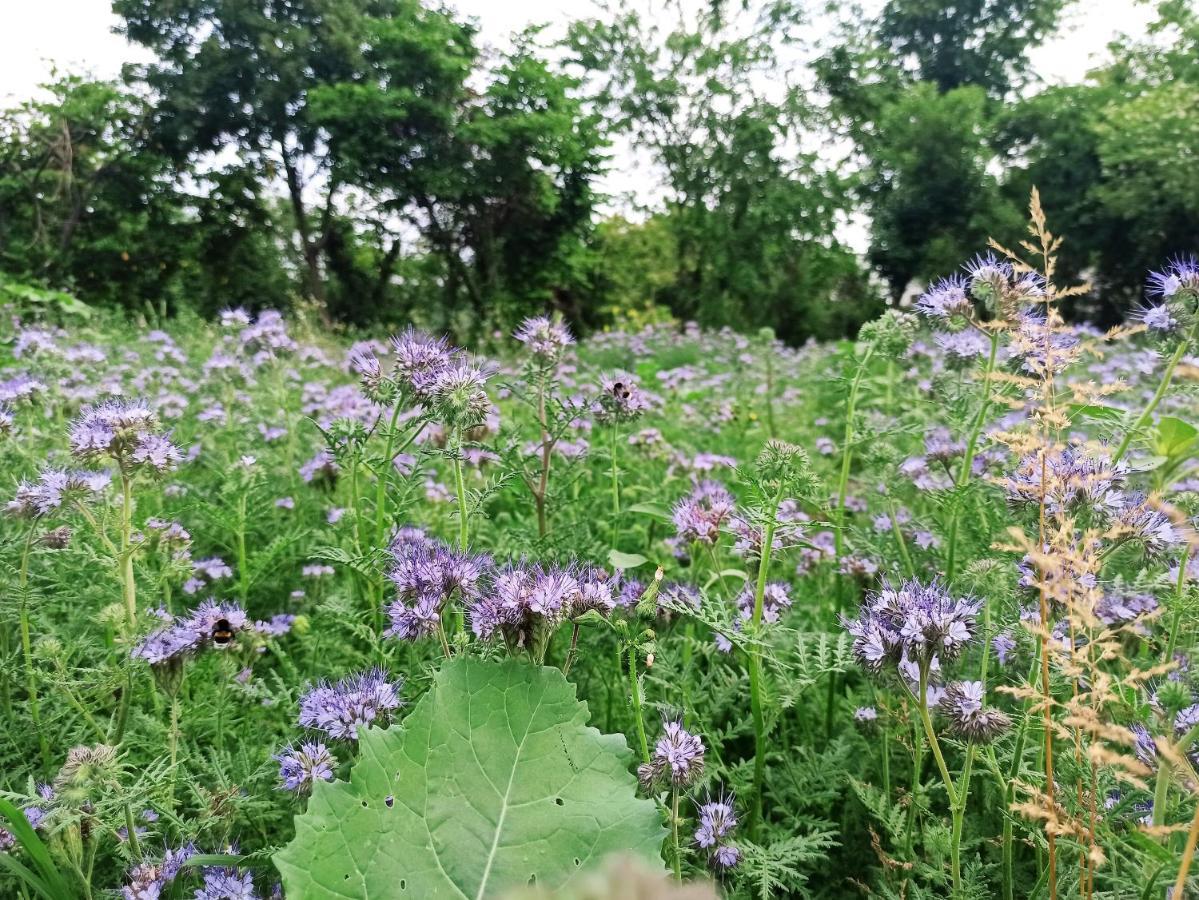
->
6, 468, 109, 518
390, 327, 459, 400
194, 865, 259, 900
429, 360, 493, 431
385, 533, 490, 641
736, 581, 792, 625
672, 480, 735, 545
1148, 255, 1199, 304
123, 843, 196, 900
298, 668, 403, 741
514, 316, 575, 366
941, 680, 1011, 743
638, 712, 705, 789
842, 578, 979, 674
916, 274, 972, 321
275, 741, 337, 795
70, 398, 181, 473
1004, 446, 1126, 517
593, 373, 650, 424
694, 790, 741, 870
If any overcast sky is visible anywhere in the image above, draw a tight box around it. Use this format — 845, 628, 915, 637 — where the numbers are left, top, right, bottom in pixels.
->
0, 0, 1156, 222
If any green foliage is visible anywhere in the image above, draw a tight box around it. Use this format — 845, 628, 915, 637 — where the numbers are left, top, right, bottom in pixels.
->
274, 657, 664, 898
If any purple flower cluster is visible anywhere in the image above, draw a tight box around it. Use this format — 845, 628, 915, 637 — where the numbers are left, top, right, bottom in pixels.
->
695, 791, 741, 870
275, 741, 337, 794
1004, 446, 1126, 517
385, 531, 489, 641
514, 316, 575, 366
470, 563, 614, 647
7, 468, 109, 518
672, 480, 735, 545
132, 600, 250, 668
298, 668, 402, 741
940, 680, 1010, 743
123, 843, 195, 900
736, 581, 793, 625
593, 373, 651, 424
69, 398, 182, 473
638, 713, 705, 789
842, 578, 980, 674
194, 865, 259, 900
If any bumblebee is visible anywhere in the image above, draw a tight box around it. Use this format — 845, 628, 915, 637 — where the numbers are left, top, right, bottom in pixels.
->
211, 618, 235, 645
611, 381, 631, 401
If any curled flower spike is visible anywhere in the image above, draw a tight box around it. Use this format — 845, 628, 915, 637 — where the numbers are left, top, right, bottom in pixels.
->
638, 713, 705, 789
390, 327, 459, 400
69, 398, 182, 473
593, 373, 650, 423
514, 315, 574, 366
941, 681, 1010, 744
298, 669, 403, 741
123, 844, 196, 900
429, 360, 493, 431
916, 274, 972, 320
672, 480, 735, 545
1148, 255, 1199, 302
842, 577, 979, 674
275, 742, 337, 795
694, 791, 738, 848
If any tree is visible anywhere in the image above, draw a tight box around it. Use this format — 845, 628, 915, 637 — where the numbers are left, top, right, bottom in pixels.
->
568, 0, 876, 343
112, 0, 464, 309
999, 1, 1199, 323
0, 77, 190, 311
818, 0, 1069, 300
311, 30, 606, 333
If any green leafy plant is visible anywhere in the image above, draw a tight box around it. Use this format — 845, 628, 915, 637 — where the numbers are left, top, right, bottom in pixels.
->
274, 658, 664, 898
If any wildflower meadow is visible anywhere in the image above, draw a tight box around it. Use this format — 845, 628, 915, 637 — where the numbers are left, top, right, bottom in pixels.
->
1, 195, 1198, 899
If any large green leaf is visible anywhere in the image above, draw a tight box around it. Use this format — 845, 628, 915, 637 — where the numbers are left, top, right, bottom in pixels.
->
274, 658, 664, 899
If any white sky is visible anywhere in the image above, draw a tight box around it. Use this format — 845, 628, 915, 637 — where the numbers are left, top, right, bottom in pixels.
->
0, 0, 1157, 227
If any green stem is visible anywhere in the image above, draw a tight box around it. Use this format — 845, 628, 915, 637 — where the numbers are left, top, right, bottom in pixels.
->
671, 787, 682, 882
609, 422, 621, 544
945, 330, 999, 582
18, 528, 50, 768
453, 434, 469, 553
1113, 325, 1197, 464
1165, 546, 1189, 664
748, 488, 784, 836
373, 401, 406, 549
904, 718, 924, 859
628, 644, 650, 764
120, 473, 137, 632
917, 660, 961, 893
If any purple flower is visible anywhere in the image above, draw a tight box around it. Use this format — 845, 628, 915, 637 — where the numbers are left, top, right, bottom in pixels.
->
1148, 255, 1199, 300
275, 742, 336, 794
638, 713, 705, 789
298, 669, 403, 741
736, 582, 792, 625
695, 791, 738, 848
992, 632, 1016, 666
299, 449, 339, 486
194, 866, 259, 900
672, 480, 735, 545
1117, 493, 1182, 557
854, 706, 878, 724
123, 844, 195, 900
1130, 723, 1157, 767
842, 578, 979, 674
916, 275, 972, 320
1004, 447, 1126, 517
712, 844, 742, 869
514, 316, 575, 365
6, 468, 109, 518
593, 373, 651, 424
390, 328, 458, 399
1135, 304, 1177, 332
942, 681, 1010, 743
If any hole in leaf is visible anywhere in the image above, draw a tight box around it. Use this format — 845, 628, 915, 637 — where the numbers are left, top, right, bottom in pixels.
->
385, 795, 394, 808
528, 874, 537, 886
361, 800, 368, 808
573, 858, 581, 867
400, 880, 406, 891
554, 797, 564, 806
